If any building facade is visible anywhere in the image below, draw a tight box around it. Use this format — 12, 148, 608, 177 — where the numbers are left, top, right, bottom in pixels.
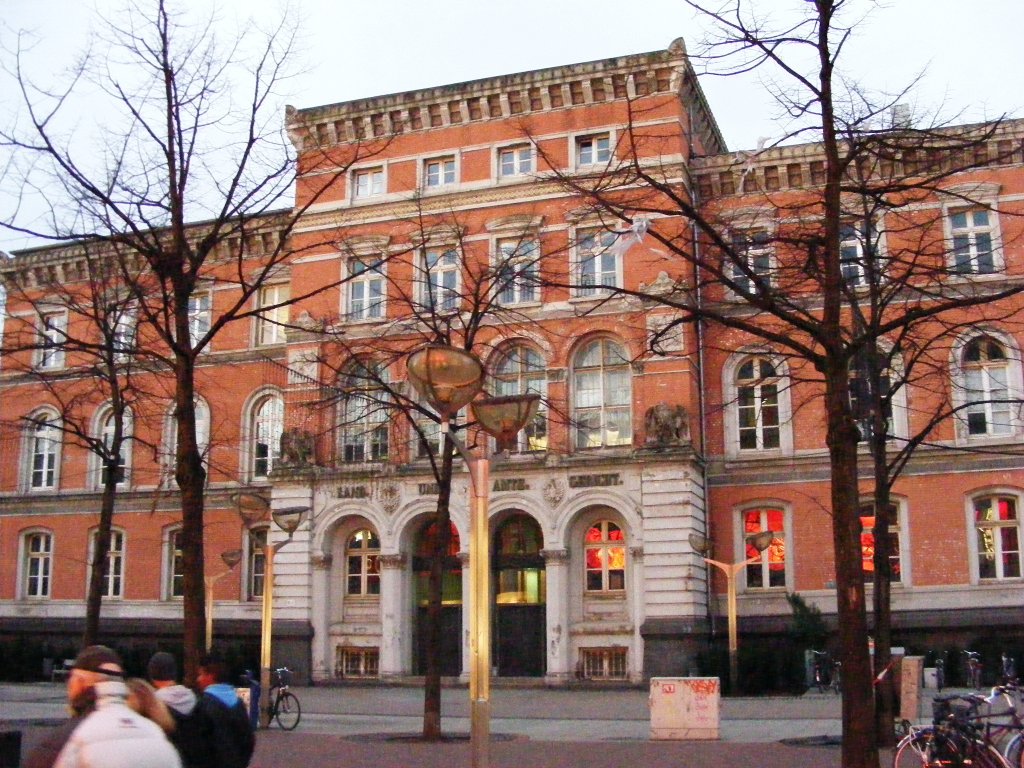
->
2, 39, 1023, 685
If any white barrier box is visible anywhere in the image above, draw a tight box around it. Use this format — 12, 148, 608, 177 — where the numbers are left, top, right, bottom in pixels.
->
649, 676, 720, 740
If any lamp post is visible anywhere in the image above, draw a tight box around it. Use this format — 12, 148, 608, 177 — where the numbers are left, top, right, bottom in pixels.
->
205, 548, 243, 651
237, 501, 308, 728
407, 345, 540, 768
689, 529, 775, 694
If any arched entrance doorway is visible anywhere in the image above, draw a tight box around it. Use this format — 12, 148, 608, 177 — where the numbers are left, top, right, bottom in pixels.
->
412, 520, 462, 676
493, 514, 546, 677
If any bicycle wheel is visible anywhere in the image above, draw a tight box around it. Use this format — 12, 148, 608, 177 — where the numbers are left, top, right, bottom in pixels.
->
1005, 734, 1024, 768
275, 691, 301, 730
894, 730, 934, 768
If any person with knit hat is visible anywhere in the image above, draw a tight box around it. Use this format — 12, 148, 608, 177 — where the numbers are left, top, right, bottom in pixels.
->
148, 651, 215, 768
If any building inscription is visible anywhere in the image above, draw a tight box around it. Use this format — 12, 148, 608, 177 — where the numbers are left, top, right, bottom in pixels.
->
568, 473, 622, 488
336, 485, 369, 499
418, 483, 440, 496
493, 478, 528, 492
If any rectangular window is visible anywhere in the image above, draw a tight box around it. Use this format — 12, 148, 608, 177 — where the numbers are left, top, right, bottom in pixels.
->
248, 528, 267, 600
950, 208, 997, 274
112, 306, 136, 362
255, 284, 290, 346
37, 312, 66, 369
859, 507, 901, 584
348, 260, 385, 321
424, 157, 456, 188
498, 145, 533, 177
579, 648, 627, 680
422, 248, 460, 312
730, 230, 772, 294
975, 496, 1021, 580
577, 230, 619, 296
24, 532, 52, 598
91, 530, 125, 598
335, 646, 380, 679
353, 167, 384, 199
188, 293, 211, 347
168, 530, 184, 599
840, 224, 869, 287
495, 239, 539, 305
744, 509, 786, 588
30, 419, 59, 491
576, 134, 611, 166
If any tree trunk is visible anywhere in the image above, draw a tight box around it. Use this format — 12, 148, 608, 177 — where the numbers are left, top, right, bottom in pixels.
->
871, 439, 896, 747
83, 469, 118, 646
423, 436, 455, 740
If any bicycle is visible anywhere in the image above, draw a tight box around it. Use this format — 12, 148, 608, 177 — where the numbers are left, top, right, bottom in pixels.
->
810, 650, 841, 695
966, 650, 984, 690
267, 666, 301, 730
933, 653, 946, 693
1002, 653, 1018, 686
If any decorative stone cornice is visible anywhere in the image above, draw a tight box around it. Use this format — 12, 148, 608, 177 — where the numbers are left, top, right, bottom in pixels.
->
541, 548, 570, 563
378, 553, 407, 570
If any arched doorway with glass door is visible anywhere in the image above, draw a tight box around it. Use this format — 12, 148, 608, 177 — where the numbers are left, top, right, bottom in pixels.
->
412, 519, 462, 676
493, 513, 546, 677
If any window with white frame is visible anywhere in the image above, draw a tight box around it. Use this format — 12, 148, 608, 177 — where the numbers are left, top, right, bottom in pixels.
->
848, 353, 897, 443
577, 229, 620, 296
421, 247, 460, 312
96, 409, 131, 488
743, 508, 786, 588
89, 529, 125, 598
164, 399, 210, 484
248, 527, 267, 600
962, 336, 1013, 437
251, 394, 284, 479
414, 412, 443, 460
950, 208, 998, 274
498, 144, 533, 178
584, 520, 626, 592
111, 305, 136, 362
736, 357, 781, 451
37, 311, 66, 369
346, 529, 381, 595
423, 156, 456, 188
572, 338, 632, 449
347, 259, 385, 321
840, 223, 881, 287
495, 238, 539, 305
353, 167, 384, 199
255, 284, 289, 346
339, 362, 389, 463
28, 414, 60, 491
730, 230, 772, 294
575, 133, 611, 167
974, 495, 1021, 580
491, 345, 547, 452
859, 504, 901, 584
187, 292, 211, 348
166, 528, 184, 599
23, 531, 52, 598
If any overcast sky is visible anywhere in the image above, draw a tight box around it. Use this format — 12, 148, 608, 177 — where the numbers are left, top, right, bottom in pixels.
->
1, 0, 1021, 250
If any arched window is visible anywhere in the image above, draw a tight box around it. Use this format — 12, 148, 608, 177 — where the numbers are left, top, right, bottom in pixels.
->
339, 362, 389, 463
736, 357, 780, 451
27, 413, 60, 491
22, 530, 53, 598
584, 520, 625, 592
96, 408, 132, 488
572, 339, 632, 449
742, 508, 786, 588
164, 399, 211, 485
963, 336, 1012, 436
492, 345, 547, 452
251, 394, 284, 479
346, 529, 381, 595
494, 515, 545, 604
974, 495, 1021, 580
88, 529, 125, 598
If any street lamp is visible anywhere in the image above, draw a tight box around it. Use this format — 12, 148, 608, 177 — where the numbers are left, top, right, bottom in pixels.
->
237, 498, 308, 728
407, 344, 540, 768
205, 548, 243, 651
689, 529, 775, 694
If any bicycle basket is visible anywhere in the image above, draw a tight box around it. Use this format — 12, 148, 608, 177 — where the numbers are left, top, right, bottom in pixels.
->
274, 668, 292, 687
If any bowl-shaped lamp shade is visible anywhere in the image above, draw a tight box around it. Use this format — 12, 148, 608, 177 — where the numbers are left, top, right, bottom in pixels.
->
221, 549, 243, 569
688, 532, 709, 555
232, 492, 270, 525
407, 346, 485, 420
471, 394, 541, 452
272, 506, 309, 536
746, 529, 775, 553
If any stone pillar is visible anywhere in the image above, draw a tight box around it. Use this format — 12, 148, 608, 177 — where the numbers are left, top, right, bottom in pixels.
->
309, 553, 333, 682
630, 545, 646, 684
542, 548, 571, 683
378, 553, 407, 678
458, 551, 472, 682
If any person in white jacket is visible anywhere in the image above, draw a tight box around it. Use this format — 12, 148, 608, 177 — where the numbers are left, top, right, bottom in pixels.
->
49, 645, 181, 768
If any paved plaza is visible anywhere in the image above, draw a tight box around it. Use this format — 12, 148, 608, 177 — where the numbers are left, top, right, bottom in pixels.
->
0, 681, 924, 767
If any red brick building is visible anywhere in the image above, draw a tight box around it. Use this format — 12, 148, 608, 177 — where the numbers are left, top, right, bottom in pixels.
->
2, 39, 1022, 685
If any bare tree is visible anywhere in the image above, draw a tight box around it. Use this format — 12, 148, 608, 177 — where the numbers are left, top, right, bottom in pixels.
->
535, 2, 1023, 764
0, 0, 377, 682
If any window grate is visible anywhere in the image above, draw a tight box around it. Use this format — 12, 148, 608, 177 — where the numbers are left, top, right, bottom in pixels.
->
335, 646, 380, 679
579, 647, 627, 680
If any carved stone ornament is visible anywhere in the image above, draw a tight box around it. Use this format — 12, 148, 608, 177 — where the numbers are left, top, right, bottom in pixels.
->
377, 483, 401, 515
378, 553, 407, 570
541, 548, 570, 564
311, 553, 333, 570
643, 403, 690, 447
279, 428, 316, 467
542, 477, 565, 509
